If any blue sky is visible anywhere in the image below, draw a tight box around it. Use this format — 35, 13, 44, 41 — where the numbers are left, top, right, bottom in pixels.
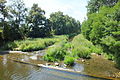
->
8, 0, 89, 22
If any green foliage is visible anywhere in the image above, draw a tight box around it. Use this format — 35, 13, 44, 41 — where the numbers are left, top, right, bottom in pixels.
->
104, 53, 115, 60
82, 1, 120, 68
7, 0, 27, 40
44, 44, 67, 62
27, 4, 51, 38
3, 24, 23, 41
19, 41, 46, 52
87, 0, 118, 14
83, 1, 120, 44
90, 45, 103, 55
71, 34, 94, 59
43, 34, 104, 65
43, 40, 69, 62
72, 47, 91, 59
101, 36, 116, 54
64, 56, 75, 66
49, 11, 81, 35
1, 35, 66, 51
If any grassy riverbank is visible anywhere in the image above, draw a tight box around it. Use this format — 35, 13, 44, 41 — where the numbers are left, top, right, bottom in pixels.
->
43, 34, 103, 65
0, 35, 68, 52
0, 34, 116, 66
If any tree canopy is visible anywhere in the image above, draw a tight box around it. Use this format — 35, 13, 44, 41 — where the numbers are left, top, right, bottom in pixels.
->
50, 11, 81, 35
0, 0, 81, 44
87, 0, 119, 14
27, 4, 51, 38
82, 0, 120, 68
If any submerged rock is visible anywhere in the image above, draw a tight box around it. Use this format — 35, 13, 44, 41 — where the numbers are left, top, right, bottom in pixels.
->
46, 63, 51, 66
81, 59, 85, 62
64, 64, 67, 67
30, 55, 37, 60
55, 62, 59, 66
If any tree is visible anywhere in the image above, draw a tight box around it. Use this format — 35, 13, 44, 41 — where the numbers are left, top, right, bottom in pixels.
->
0, 0, 8, 25
87, 0, 119, 14
0, 0, 9, 41
6, 0, 28, 40
82, 1, 120, 68
49, 11, 81, 35
27, 4, 51, 38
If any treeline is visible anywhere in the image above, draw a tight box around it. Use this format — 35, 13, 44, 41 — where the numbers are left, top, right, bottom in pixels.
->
0, 0, 81, 44
82, 0, 120, 68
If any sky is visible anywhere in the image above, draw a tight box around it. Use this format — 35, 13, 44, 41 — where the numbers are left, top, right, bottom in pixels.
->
8, 0, 89, 23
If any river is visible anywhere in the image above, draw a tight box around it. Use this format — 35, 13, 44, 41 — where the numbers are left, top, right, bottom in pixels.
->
0, 51, 119, 80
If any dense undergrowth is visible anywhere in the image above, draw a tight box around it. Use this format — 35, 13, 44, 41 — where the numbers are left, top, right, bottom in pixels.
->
43, 34, 103, 66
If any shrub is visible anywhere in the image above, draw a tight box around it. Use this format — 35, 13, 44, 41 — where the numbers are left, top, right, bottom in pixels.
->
43, 41, 68, 62
72, 47, 91, 59
104, 53, 115, 60
90, 45, 103, 55
71, 34, 94, 59
64, 56, 75, 66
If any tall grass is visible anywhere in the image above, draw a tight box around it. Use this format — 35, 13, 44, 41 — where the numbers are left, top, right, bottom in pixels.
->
43, 34, 103, 66
72, 34, 93, 59
43, 40, 69, 62
1, 35, 67, 52
72, 34, 103, 57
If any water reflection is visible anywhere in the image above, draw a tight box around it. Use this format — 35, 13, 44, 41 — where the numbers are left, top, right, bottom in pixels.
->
0, 54, 108, 80
3, 55, 7, 65
73, 63, 84, 72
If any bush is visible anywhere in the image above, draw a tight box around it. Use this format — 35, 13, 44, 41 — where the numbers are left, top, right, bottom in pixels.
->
71, 34, 94, 59
104, 53, 114, 60
19, 42, 46, 52
64, 56, 75, 66
72, 47, 91, 59
43, 41, 68, 62
90, 45, 103, 55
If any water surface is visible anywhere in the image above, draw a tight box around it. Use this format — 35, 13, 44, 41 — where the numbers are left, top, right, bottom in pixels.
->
0, 53, 112, 80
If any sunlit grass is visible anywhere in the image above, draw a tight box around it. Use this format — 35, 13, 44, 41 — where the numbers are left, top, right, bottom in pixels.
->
1, 35, 68, 52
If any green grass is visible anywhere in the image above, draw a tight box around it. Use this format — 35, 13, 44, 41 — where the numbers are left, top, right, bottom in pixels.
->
1, 35, 68, 52
43, 34, 103, 66
43, 40, 69, 62
71, 34, 97, 59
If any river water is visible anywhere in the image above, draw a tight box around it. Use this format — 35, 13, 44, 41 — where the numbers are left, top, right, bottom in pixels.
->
0, 52, 119, 80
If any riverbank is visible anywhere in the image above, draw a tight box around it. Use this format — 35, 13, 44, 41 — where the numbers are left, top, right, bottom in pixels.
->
0, 35, 68, 52
0, 34, 120, 79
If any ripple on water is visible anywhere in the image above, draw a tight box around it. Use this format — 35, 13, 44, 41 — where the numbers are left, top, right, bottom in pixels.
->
0, 53, 118, 80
